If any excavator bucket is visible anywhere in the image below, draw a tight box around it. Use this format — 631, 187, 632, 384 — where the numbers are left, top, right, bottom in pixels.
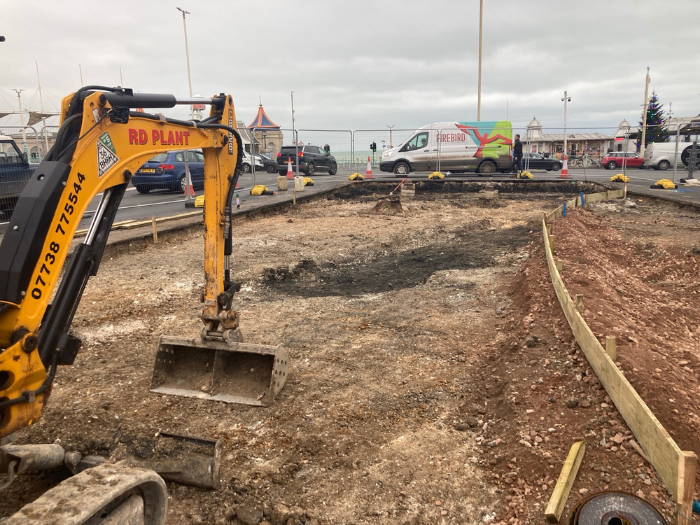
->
150, 336, 289, 406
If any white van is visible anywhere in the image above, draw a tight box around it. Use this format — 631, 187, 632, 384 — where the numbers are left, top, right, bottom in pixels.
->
379, 121, 513, 176
643, 142, 691, 171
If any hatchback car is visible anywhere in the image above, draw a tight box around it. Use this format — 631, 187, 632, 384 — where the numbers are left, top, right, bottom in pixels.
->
241, 151, 264, 173
255, 154, 278, 173
601, 151, 644, 170
520, 153, 562, 171
132, 150, 204, 194
277, 145, 338, 175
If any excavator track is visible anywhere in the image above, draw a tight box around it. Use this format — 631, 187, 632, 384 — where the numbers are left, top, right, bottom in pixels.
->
3, 462, 167, 525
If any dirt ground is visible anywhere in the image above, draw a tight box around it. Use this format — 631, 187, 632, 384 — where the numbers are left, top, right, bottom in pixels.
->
1, 183, 698, 524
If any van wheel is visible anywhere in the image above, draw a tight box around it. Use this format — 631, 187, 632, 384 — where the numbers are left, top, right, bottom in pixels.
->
242, 163, 251, 173
478, 161, 496, 175
657, 160, 670, 171
393, 162, 410, 175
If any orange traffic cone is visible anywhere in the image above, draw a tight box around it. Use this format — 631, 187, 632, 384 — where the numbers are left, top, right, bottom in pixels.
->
184, 175, 195, 197
365, 156, 373, 179
235, 179, 241, 189
286, 157, 294, 180
559, 154, 569, 178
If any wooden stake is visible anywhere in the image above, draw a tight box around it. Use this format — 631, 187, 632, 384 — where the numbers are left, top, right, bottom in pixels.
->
624, 183, 628, 199
545, 440, 586, 523
575, 294, 584, 314
151, 217, 158, 243
605, 336, 616, 361
293, 188, 296, 205
556, 259, 563, 273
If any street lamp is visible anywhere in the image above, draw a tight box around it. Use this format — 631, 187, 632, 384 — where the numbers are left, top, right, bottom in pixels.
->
176, 7, 194, 115
176, 7, 195, 206
12, 89, 27, 153
387, 125, 395, 148
477, 0, 483, 121
560, 91, 571, 178
291, 91, 299, 176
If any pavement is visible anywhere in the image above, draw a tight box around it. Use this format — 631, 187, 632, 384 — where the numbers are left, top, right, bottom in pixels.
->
1, 167, 699, 249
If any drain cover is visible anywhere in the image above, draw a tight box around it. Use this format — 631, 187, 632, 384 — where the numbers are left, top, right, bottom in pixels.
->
569, 491, 666, 525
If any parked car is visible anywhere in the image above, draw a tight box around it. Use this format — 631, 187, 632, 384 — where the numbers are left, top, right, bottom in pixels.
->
601, 151, 644, 170
0, 136, 38, 216
255, 154, 278, 173
520, 153, 562, 171
276, 145, 338, 175
643, 142, 692, 170
132, 150, 204, 194
241, 151, 263, 173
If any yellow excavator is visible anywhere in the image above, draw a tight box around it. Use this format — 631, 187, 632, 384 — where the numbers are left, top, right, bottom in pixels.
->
0, 87, 288, 523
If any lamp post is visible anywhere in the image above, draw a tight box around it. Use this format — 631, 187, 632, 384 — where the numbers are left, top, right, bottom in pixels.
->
387, 125, 395, 148
476, 0, 483, 121
639, 67, 650, 156
560, 91, 571, 178
177, 7, 195, 206
176, 7, 194, 113
291, 91, 298, 176
12, 89, 27, 153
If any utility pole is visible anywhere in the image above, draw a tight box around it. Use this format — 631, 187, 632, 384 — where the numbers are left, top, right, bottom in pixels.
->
387, 124, 395, 148
79, 64, 84, 87
477, 0, 483, 121
119, 66, 124, 87
640, 67, 651, 156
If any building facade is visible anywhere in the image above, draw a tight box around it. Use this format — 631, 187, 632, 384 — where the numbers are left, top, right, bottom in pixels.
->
247, 103, 283, 157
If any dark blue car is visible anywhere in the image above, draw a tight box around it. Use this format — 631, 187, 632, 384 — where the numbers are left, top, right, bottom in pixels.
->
132, 150, 204, 194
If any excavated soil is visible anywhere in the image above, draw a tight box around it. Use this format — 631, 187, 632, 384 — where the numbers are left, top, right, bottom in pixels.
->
1, 185, 698, 525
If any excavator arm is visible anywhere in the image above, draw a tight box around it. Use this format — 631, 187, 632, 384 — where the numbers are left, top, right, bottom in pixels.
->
0, 88, 242, 439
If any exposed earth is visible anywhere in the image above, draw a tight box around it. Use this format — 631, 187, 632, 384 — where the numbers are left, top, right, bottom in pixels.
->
1, 182, 698, 524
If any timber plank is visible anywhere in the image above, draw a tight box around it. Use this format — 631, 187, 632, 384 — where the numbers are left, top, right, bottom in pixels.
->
544, 440, 586, 522
541, 215, 695, 511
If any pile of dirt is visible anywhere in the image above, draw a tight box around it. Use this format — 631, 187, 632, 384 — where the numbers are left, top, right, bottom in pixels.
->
1, 190, 696, 525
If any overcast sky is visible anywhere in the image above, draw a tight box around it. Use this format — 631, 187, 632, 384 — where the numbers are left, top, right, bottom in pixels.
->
2, 0, 699, 142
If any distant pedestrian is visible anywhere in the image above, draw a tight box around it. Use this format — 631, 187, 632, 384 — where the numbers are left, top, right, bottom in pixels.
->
513, 134, 523, 173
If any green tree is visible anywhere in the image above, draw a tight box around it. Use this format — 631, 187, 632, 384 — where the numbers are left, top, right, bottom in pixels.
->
638, 91, 669, 147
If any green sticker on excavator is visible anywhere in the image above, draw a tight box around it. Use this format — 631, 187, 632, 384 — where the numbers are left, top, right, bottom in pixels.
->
99, 132, 116, 154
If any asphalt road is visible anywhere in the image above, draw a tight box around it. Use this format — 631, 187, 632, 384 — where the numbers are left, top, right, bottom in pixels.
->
1, 165, 699, 241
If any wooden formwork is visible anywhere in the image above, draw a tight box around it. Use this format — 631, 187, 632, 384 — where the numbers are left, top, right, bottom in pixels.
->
542, 188, 697, 524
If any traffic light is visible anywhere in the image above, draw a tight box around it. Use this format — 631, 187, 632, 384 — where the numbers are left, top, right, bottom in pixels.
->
370, 142, 377, 152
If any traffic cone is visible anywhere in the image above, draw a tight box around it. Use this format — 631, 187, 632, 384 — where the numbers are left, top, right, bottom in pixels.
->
184, 176, 195, 197
365, 156, 373, 179
286, 157, 294, 180
559, 154, 569, 178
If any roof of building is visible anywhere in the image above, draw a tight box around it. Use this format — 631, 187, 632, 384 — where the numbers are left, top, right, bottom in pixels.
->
248, 103, 280, 129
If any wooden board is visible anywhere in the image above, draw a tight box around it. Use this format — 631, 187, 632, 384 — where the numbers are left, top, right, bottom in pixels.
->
545, 440, 586, 522
75, 211, 202, 237
541, 214, 697, 510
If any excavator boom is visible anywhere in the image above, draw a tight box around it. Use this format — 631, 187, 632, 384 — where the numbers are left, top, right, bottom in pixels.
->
0, 88, 284, 440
